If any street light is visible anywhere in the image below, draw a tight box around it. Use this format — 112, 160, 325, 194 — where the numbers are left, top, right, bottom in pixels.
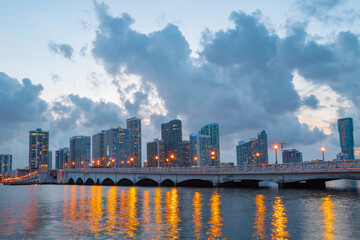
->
256, 152, 260, 164
155, 156, 159, 168
211, 151, 216, 166
194, 156, 197, 167
321, 147, 326, 161
144, 159, 147, 167
273, 144, 279, 164
130, 157, 134, 168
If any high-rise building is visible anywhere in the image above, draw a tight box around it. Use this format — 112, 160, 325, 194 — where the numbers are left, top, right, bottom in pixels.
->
180, 141, 191, 167
55, 147, 69, 169
236, 130, 268, 165
0, 154, 12, 175
147, 138, 165, 167
105, 127, 130, 167
127, 117, 142, 167
338, 118, 354, 160
282, 149, 303, 163
29, 128, 49, 169
190, 133, 211, 166
92, 130, 106, 167
199, 123, 220, 164
48, 150, 52, 169
161, 119, 182, 166
69, 136, 91, 168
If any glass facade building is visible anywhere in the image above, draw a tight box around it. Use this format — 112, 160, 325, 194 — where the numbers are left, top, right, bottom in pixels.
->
146, 138, 165, 167
29, 128, 49, 169
190, 133, 212, 166
127, 117, 142, 167
161, 119, 182, 166
92, 130, 106, 167
0, 154, 12, 175
282, 149, 303, 163
105, 127, 130, 168
338, 118, 354, 160
69, 136, 91, 168
236, 130, 268, 165
199, 123, 220, 165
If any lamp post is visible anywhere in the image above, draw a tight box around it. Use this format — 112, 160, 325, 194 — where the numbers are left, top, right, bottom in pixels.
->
256, 152, 260, 164
170, 154, 175, 167
273, 144, 279, 164
144, 159, 147, 167
155, 156, 159, 168
321, 147, 325, 161
112, 158, 115, 168
211, 151, 215, 166
130, 157, 134, 168
194, 156, 197, 167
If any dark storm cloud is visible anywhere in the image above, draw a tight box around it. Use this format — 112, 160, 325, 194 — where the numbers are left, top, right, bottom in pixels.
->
48, 41, 74, 59
0, 72, 48, 143
303, 95, 320, 109
92, 3, 326, 147
278, 26, 360, 107
50, 94, 126, 135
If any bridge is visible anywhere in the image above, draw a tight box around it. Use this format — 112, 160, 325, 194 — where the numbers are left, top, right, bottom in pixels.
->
58, 159, 360, 188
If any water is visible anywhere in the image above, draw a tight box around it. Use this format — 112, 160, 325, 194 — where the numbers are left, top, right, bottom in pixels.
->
1, 181, 360, 239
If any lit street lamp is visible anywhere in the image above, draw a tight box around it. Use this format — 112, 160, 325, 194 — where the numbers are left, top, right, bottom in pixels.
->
144, 159, 147, 167
256, 152, 260, 164
273, 144, 279, 164
130, 157, 134, 168
211, 151, 216, 166
155, 156, 159, 168
321, 147, 326, 161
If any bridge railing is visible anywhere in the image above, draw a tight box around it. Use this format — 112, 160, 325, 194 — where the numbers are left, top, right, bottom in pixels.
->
1, 171, 39, 183
62, 159, 360, 175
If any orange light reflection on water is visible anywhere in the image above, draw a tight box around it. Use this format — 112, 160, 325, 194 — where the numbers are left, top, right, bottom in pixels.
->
192, 192, 203, 240
271, 196, 289, 240
253, 194, 267, 239
125, 187, 139, 238
321, 195, 335, 240
106, 187, 117, 236
207, 191, 223, 240
154, 188, 164, 239
89, 186, 103, 237
165, 188, 180, 239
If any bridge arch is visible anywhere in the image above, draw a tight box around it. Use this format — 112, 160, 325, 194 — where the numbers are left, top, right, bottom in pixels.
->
161, 179, 175, 187
68, 178, 75, 184
116, 178, 134, 186
101, 178, 115, 186
135, 178, 158, 186
76, 178, 84, 185
96, 179, 100, 185
178, 179, 213, 187
85, 178, 95, 185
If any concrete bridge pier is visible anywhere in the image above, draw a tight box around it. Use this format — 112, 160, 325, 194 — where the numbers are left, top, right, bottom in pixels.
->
278, 180, 326, 189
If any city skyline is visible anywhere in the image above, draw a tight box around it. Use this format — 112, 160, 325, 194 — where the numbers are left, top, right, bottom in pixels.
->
1, 1, 360, 168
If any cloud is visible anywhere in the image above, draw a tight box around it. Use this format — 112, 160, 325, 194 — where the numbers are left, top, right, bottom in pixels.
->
293, 0, 359, 23
91, 3, 326, 149
51, 74, 61, 83
48, 41, 74, 59
303, 94, 320, 109
0, 72, 48, 144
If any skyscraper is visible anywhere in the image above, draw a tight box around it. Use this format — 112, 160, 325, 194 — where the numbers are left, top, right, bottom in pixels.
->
190, 133, 211, 166
338, 118, 354, 160
127, 117, 142, 167
147, 138, 165, 167
105, 127, 130, 167
0, 154, 12, 175
48, 150, 52, 169
282, 149, 303, 163
199, 123, 220, 164
69, 136, 91, 168
236, 130, 268, 165
161, 119, 182, 166
180, 141, 191, 167
92, 130, 106, 167
29, 128, 49, 169
55, 147, 69, 169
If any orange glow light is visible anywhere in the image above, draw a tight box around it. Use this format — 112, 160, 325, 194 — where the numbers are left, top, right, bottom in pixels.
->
155, 156, 158, 159
273, 144, 279, 150
256, 153, 260, 157
170, 154, 174, 159
211, 151, 215, 155
321, 147, 326, 152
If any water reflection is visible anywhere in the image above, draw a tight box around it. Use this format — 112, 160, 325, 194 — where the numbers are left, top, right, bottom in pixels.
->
142, 191, 151, 237
154, 188, 164, 239
321, 195, 335, 240
271, 196, 289, 240
165, 188, 180, 239
253, 194, 267, 239
207, 191, 223, 239
89, 186, 103, 236
126, 187, 139, 238
106, 187, 117, 236
192, 192, 203, 240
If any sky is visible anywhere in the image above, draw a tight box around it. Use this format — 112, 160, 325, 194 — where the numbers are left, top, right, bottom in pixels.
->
0, 0, 360, 169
